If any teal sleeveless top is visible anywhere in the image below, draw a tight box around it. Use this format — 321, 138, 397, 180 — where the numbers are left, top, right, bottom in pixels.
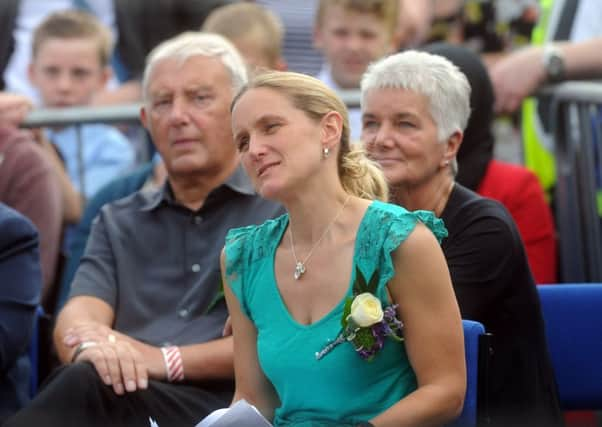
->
225, 201, 447, 426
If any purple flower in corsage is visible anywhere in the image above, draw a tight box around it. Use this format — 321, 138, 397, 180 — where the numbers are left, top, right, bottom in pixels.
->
315, 267, 404, 361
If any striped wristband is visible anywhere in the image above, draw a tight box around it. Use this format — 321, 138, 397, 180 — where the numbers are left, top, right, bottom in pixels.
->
161, 346, 184, 382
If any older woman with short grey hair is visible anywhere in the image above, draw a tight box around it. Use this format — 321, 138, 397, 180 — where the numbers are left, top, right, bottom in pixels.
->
362, 50, 562, 427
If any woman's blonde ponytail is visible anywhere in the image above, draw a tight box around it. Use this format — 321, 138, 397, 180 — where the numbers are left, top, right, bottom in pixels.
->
339, 147, 388, 202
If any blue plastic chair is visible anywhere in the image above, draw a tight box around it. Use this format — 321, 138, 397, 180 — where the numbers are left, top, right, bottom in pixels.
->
537, 284, 602, 410
447, 319, 492, 427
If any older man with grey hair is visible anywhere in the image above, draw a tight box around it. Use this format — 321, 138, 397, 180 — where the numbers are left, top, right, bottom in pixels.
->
5, 32, 282, 427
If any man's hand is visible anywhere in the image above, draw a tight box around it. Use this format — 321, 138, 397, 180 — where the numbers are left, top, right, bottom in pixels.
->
489, 46, 547, 114
63, 322, 161, 395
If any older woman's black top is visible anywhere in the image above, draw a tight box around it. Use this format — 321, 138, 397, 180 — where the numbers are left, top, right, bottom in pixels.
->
440, 184, 562, 427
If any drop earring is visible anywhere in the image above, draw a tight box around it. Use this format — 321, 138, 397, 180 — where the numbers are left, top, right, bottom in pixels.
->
322, 147, 330, 159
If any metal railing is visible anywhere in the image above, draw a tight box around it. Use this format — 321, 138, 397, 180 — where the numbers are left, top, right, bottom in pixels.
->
20, 103, 146, 201
551, 81, 602, 282
19, 90, 362, 128
21, 103, 143, 128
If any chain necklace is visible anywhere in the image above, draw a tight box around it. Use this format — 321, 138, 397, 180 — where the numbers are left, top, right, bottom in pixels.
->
288, 195, 351, 280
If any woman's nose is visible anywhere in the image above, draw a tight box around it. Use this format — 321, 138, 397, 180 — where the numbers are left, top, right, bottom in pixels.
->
372, 124, 396, 149
247, 135, 267, 159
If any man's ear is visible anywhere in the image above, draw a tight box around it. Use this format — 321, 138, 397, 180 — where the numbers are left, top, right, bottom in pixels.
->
321, 110, 343, 151
140, 105, 148, 129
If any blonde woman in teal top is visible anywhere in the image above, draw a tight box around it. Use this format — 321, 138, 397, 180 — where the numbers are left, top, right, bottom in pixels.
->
223, 71, 465, 427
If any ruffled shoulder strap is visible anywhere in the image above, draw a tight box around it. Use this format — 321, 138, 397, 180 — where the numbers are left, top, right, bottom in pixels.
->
355, 201, 448, 300
412, 209, 448, 243
224, 214, 287, 316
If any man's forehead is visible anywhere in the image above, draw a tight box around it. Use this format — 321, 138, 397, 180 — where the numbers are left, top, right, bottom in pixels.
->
151, 55, 227, 79
150, 81, 214, 95
148, 56, 230, 93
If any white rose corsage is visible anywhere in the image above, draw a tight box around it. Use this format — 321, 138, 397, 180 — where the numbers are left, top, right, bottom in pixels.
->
316, 267, 404, 361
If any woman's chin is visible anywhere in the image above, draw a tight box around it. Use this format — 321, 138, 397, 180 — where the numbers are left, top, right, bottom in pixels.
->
383, 171, 410, 188
256, 183, 285, 202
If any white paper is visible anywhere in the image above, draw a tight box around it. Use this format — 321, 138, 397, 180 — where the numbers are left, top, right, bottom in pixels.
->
195, 399, 272, 427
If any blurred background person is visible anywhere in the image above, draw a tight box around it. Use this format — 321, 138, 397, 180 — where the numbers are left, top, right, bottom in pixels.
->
313, 0, 398, 140
0, 203, 42, 424
0, 92, 63, 310
0, 0, 235, 105
491, 0, 602, 199
28, 10, 135, 206
252, 0, 322, 75
202, 2, 287, 74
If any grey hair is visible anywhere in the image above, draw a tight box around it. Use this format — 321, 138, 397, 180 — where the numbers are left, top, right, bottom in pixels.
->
361, 50, 471, 142
142, 31, 248, 101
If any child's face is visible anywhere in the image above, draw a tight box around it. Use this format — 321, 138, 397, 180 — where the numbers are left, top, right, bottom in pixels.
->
315, 4, 394, 89
29, 37, 110, 108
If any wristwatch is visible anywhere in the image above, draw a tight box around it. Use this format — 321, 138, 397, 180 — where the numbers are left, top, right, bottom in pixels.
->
542, 44, 565, 83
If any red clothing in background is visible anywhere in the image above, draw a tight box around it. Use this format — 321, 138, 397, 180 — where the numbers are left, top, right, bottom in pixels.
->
477, 160, 557, 284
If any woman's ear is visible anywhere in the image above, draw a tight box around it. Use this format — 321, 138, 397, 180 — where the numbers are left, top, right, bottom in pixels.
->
321, 110, 343, 152
441, 130, 462, 167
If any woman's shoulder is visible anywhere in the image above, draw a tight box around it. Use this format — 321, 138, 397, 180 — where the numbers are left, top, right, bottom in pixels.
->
224, 214, 287, 278
356, 201, 448, 296
226, 213, 288, 245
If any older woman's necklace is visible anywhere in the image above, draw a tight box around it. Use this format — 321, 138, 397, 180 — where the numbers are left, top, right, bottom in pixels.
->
288, 195, 351, 280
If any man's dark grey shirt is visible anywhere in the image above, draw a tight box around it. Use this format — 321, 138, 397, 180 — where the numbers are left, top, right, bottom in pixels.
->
69, 166, 283, 346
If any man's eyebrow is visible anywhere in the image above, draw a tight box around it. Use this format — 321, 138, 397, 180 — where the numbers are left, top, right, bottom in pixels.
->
150, 85, 214, 97
150, 89, 172, 98
393, 112, 418, 120
184, 84, 214, 92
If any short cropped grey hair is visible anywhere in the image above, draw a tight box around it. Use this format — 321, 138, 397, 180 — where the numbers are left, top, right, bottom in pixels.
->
361, 50, 471, 142
142, 31, 248, 101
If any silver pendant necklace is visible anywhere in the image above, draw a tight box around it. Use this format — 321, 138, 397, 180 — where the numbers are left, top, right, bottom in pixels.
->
288, 195, 351, 280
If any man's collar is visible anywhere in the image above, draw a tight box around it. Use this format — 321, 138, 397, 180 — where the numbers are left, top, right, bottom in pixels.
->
138, 182, 173, 212
138, 165, 255, 212
224, 164, 256, 196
